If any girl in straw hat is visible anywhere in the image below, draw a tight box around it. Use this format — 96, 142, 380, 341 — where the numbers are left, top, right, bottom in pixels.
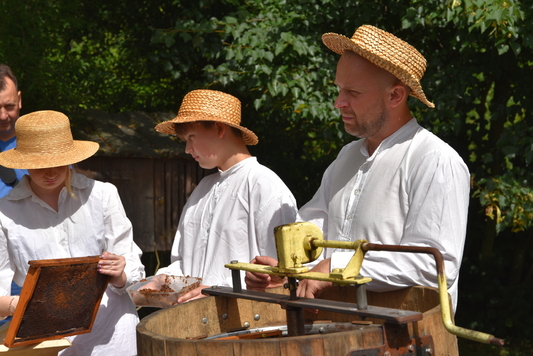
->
0, 110, 145, 355
147, 89, 297, 303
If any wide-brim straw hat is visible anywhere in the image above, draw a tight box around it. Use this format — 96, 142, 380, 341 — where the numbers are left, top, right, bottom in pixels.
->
322, 25, 435, 108
155, 89, 258, 145
0, 110, 99, 169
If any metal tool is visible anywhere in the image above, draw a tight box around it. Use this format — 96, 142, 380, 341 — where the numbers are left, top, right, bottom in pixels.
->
203, 222, 504, 346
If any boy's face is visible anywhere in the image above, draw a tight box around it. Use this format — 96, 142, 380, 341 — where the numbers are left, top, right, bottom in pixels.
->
178, 122, 222, 170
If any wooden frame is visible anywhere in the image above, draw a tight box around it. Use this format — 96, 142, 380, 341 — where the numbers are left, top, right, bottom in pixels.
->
3, 256, 109, 348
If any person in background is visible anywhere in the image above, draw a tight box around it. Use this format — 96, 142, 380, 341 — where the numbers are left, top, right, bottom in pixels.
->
151, 89, 297, 303
0, 110, 145, 355
0, 64, 27, 197
0, 64, 27, 326
245, 25, 470, 313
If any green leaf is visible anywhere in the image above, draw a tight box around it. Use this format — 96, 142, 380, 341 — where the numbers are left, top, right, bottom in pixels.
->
164, 35, 175, 48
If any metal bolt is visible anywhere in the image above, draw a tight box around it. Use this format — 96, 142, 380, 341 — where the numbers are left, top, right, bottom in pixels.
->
384, 352, 391, 356
318, 327, 325, 334
425, 347, 432, 355
408, 344, 414, 352
230, 260, 238, 264
201, 318, 208, 324
222, 314, 228, 320
243, 322, 250, 328
254, 314, 260, 321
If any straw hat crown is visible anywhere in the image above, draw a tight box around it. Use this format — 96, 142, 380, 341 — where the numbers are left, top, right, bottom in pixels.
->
0, 110, 99, 169
322, 25, 434, 108
155, 89, 258, 145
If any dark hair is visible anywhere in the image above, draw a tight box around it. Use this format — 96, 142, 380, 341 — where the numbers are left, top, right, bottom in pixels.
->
173, 121, 215, 138
0, 64, 18, 91
173, 121, 243, 140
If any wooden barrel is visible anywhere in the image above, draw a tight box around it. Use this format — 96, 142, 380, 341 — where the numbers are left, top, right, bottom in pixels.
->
137, 286, 458, 355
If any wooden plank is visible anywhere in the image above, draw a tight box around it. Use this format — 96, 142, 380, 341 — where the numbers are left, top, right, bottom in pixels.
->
153, 159, 167, 252
232, 338, 281, 356
279, 334, 325, 356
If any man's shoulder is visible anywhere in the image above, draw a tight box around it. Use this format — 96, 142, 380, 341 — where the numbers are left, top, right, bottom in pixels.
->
0, 136, 17, 152
412, 128, 464, 160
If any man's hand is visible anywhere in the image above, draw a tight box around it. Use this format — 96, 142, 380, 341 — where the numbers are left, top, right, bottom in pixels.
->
245, 256, 286, 291
297, 258, 333, 299
176, 284, 209, 304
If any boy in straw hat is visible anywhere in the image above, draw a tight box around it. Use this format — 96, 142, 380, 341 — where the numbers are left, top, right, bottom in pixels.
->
150, 89, 297, 303
0, 111, 145, 355
246, 25, 470, 312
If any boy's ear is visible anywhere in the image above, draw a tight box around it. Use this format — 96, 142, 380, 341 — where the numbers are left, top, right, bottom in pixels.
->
215, 122, 227, 138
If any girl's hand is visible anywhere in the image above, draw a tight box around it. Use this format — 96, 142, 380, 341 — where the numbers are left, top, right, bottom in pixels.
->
98, 252, 127, 288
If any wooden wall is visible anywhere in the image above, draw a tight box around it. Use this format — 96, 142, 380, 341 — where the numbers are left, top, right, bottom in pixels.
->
76, 156, 213, 253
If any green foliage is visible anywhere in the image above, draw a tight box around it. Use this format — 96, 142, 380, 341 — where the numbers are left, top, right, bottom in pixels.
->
1, 1, 533, 353
473, 176, 533, 234
0, 0, 183, 113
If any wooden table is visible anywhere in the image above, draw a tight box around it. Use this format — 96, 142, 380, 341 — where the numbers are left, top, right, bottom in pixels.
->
0, 323, 70, 355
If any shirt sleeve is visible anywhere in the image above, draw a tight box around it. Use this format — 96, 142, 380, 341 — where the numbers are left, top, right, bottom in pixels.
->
0, 227, 14, 297
297, 160, 337, 237
253, 189, 298, 259
102, 183, 145, 294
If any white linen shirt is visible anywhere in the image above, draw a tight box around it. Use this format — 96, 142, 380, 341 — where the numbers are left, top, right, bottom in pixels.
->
0, 172, 145, 356
157, 157, 297, 288
298, 119, 470, 311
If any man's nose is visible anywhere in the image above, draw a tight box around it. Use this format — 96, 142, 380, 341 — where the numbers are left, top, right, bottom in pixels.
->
0, 108, 9, 120
334, 92, 348, 109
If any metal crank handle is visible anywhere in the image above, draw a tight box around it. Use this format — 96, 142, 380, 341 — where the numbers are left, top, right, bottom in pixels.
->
362, 243, 505, 346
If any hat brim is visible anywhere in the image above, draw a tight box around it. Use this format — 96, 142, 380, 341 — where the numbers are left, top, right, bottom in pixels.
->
0, 141, 100, 170
322, 32, 435, 108
155, 116, 259, 146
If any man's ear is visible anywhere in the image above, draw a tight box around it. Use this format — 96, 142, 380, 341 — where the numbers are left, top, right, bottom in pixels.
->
18, 91, 22, 110
388, 84, 408, 108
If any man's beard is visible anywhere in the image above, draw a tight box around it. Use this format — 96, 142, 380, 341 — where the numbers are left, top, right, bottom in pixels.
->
344, 101, 388, 138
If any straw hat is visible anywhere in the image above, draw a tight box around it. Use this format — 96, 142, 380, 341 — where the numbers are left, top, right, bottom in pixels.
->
322, 25, 434, 108
0, 110, 99, 169
155, 89, 258, 145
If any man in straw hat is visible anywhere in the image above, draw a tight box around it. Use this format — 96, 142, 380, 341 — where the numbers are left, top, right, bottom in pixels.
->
0, 110, 145, 355
246, 25, 470, 312
150, 89, 297, 303
0, 64, 27, 198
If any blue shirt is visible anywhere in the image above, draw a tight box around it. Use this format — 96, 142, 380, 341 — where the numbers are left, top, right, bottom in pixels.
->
0, 137, 28, 198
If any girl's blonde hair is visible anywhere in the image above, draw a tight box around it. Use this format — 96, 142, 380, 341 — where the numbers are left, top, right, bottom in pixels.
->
65, 168, 77, 199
